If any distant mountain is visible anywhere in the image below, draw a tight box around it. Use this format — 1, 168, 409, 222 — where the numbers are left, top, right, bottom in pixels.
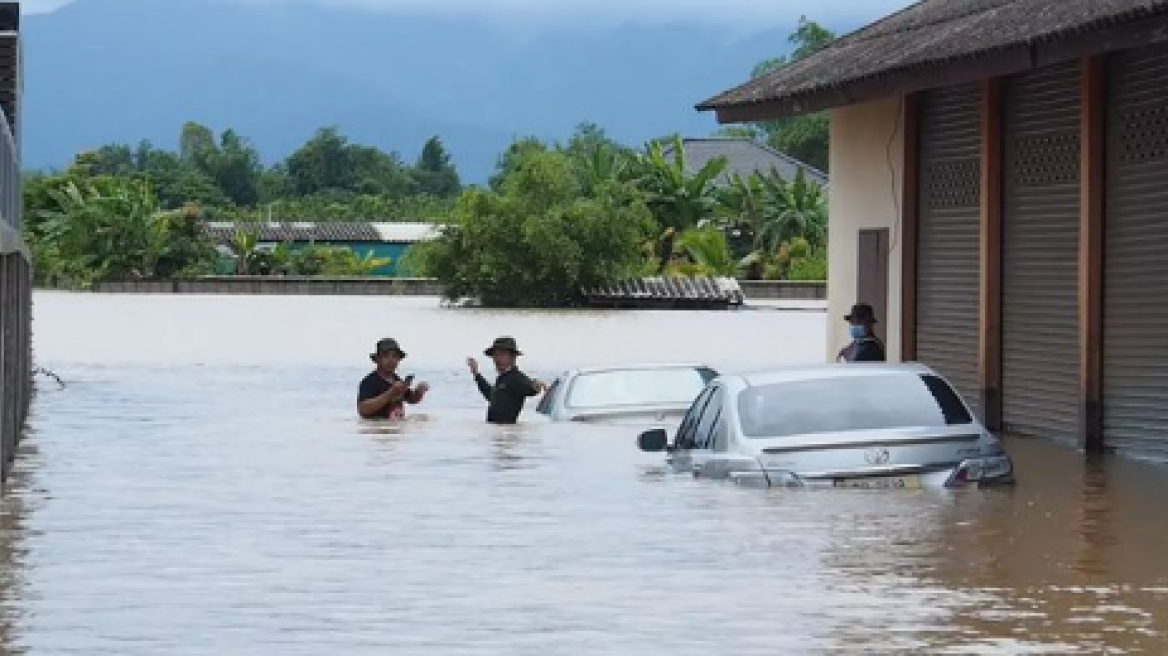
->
22, 0, 796, 181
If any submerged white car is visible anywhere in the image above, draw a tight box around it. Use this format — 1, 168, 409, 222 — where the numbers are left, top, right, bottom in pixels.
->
537, 364, 718, 428
637, 363, 1015, 489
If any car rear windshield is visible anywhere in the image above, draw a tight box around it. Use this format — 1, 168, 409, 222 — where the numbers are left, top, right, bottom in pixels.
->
566, 368, 715, 410
738, 373, 974, 438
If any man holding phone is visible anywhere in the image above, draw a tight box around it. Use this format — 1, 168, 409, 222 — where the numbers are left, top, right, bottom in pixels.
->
358, 338, 430, 420
467, 336, 547, 425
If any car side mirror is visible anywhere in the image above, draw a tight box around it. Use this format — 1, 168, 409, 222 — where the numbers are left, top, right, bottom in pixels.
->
638, 428, 669, 453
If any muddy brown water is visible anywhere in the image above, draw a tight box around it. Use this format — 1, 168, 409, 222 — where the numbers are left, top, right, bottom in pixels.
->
2, 293, 1166, 655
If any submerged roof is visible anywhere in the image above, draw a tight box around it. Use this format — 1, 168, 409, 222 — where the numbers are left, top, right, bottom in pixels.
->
661, 137, 827, 186
202, 221, 443, 244
699, 0, 1168, 122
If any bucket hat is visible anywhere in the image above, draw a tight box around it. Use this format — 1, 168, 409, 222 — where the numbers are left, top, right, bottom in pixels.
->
845, 303, 878, 324
485, 336, 522, 357
370, 337, 407, 362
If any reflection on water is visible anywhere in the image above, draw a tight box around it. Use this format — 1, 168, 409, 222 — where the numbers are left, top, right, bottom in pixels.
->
0, 293, 1166, 654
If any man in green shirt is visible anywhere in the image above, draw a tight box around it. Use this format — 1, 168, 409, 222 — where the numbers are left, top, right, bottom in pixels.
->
467, 336, 547, 424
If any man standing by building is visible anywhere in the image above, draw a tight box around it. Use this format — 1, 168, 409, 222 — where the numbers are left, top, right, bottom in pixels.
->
467, 337, 547, 424
838, 303, 887, 363
358, 338, 430, 419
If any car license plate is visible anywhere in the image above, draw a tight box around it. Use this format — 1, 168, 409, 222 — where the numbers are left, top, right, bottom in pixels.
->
834, 475, 921, 490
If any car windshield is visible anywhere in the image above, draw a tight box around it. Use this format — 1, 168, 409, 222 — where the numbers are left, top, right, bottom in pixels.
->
565, 367, 715, 410
738, 373, 973, 438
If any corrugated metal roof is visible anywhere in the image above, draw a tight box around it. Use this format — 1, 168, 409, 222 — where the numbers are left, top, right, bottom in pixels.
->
699, 0, 1168, 119
582, 276, 745, 306
662, 138, 828, 185
202, 221, 443, 244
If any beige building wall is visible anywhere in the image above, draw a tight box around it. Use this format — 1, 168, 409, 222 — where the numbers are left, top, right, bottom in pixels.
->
826, 97, 907, 362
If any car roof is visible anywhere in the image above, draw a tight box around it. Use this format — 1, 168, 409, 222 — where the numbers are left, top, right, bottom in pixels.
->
562, 363, 714, 376
733, 363, 935, 387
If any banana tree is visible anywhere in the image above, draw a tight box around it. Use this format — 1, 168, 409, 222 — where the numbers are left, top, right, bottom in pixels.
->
38, 178, 174, 285
634, 136, 727, 231
228, 223, 263, 275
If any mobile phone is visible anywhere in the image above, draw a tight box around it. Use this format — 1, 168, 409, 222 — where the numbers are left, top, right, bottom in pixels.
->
403, 375, 415, 386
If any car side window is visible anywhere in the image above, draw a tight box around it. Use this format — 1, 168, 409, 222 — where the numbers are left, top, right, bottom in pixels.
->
536, 378, 561, 415
693, 387, 724, 450
676, 387, 714, 450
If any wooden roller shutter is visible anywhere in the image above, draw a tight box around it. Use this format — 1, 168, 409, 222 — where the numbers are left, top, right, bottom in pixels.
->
1000, 62, 1082, 442
1104, 43, 1168, 461
916, 84, 983, 416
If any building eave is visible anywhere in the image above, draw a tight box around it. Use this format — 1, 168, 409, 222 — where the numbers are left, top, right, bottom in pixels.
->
699, 1, 1168, 123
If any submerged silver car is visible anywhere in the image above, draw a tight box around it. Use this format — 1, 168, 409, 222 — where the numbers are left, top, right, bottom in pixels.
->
537, 364, 718, 427
637, 363, 1014, 489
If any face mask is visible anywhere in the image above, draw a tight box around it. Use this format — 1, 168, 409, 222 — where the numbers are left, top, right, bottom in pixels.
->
848, 325, 866, 339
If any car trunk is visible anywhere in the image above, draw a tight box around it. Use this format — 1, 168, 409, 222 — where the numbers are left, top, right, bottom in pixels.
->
753, 426, 985, 486
569, 406, 687, 428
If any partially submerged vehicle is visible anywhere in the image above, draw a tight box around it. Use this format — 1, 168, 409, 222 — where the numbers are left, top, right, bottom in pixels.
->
537, 364, 718, 428
637, 363, 1014, 489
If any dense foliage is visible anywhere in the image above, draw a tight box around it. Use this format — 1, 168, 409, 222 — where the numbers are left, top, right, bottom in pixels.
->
23, 18, 832, 300
27, 176, 218, 288
30, 123, 461, 224
409, 128, 829, 304
408, 146, 655, 307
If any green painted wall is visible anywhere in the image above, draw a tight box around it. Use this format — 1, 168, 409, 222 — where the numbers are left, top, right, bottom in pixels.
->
218, 242, 420, 276
292, 242, 412, 276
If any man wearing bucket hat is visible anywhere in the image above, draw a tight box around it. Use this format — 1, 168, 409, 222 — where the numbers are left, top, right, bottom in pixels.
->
466, 337, 547, 424
837, 303, 886, 363
358, 338, 430, 419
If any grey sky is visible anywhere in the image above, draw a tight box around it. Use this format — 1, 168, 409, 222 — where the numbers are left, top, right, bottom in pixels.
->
23, 0, 912, 30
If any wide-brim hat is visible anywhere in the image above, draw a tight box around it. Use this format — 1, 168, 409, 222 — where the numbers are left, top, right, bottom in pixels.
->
370, 337, 407, 361
845, 303, 878, 323
485, 336, 522, 357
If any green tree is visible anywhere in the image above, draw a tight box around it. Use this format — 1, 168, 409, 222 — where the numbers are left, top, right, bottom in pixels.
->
412, 148, 654, 307
756, 168, 827, 253
32, 177, 217, 286
197, 129, 263, 206
745, 17, 835, 172
671, 227, 739, 276
488, 137, 548, 191
285, 127, 353, 195
413, 136, 461, 197
284, 127, 417, 199
141, 150, 230, 209
180, 121, 217, 162
563, 122, 628, 158
785, 237, 828, 281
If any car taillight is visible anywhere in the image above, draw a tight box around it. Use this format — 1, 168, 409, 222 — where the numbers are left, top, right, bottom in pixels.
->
948, 455, 1013, 487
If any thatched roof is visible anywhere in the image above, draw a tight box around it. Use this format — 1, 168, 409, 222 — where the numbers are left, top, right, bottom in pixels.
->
699, 0, 1168, 122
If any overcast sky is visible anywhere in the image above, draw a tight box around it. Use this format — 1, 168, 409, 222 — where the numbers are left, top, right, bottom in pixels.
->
22, 0, 912, 30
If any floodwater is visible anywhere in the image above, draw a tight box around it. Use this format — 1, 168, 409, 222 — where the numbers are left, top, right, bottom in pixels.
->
2, 293, 1167, 655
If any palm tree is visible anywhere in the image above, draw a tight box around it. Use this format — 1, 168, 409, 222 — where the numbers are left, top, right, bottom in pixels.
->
674, 227, 739, 276
756, 168, 827, 254
572, 143, 632, 195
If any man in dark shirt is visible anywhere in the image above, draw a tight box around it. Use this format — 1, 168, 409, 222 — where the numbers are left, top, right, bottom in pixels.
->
358, 338, 429, 419
467, 336, 546, 424
838, 303, 887, 363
